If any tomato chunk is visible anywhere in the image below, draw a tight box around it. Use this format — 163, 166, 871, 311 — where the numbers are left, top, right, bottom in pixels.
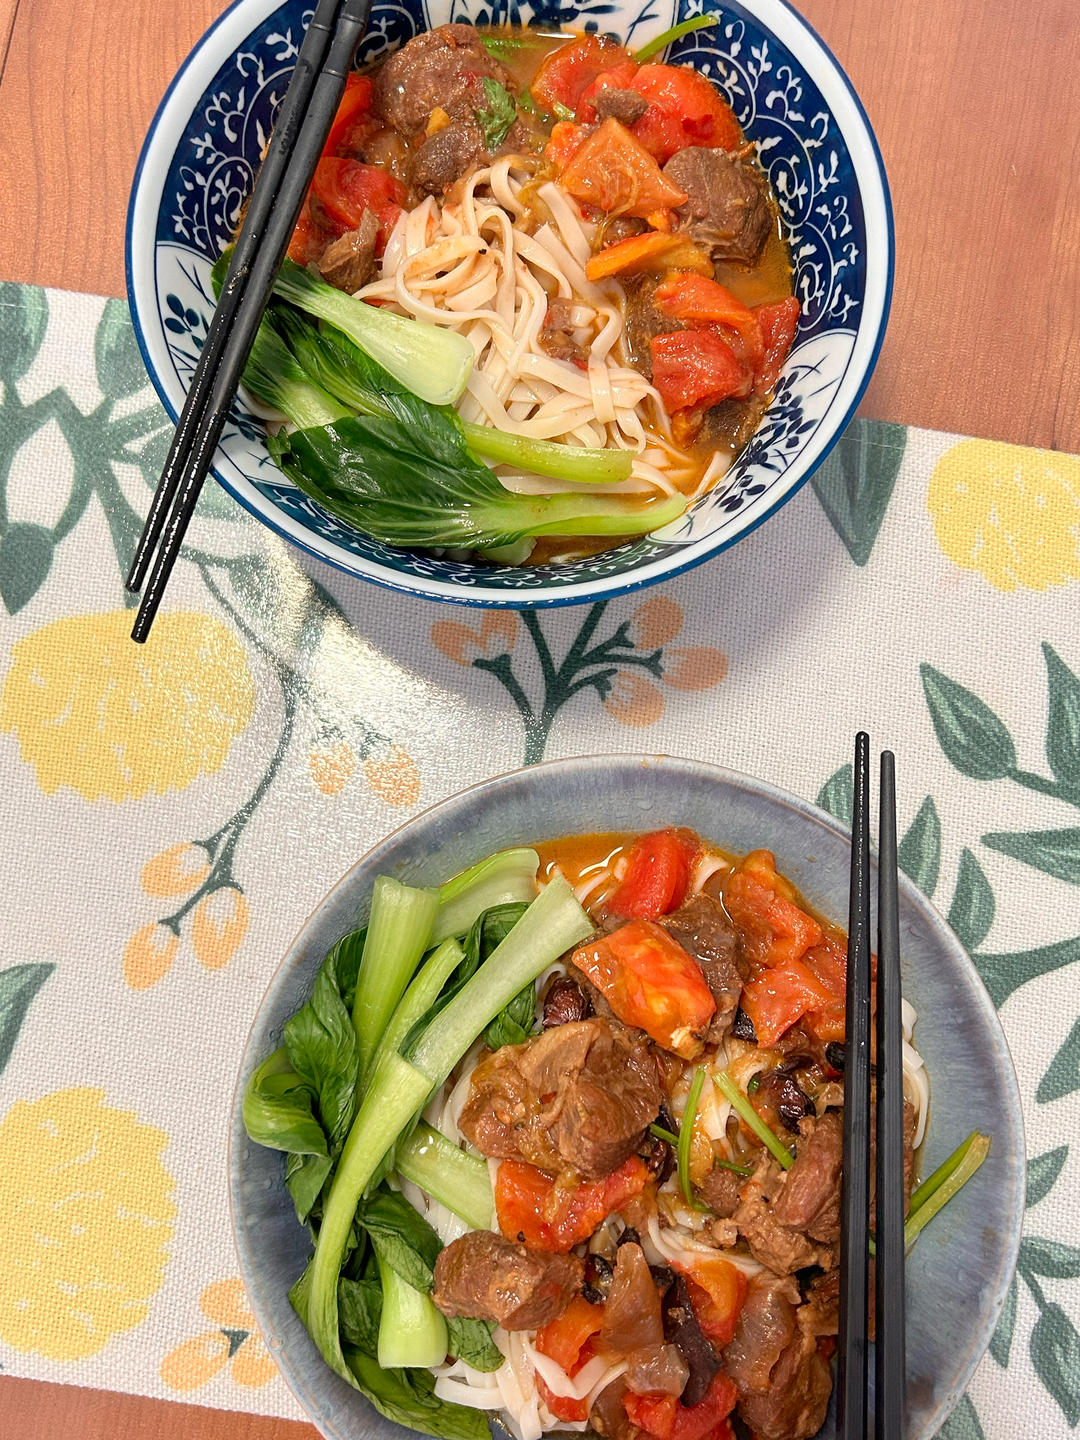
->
608, 829, 695, 918
537, 1375, 589, 1423
626, 1372, 739, 1440
754, 296, 801, 395
324, 73, 376, 156
309, 158, 407, 255
559, 118, 689, 217
653, 274, 764, 368
801, 934, 847, 1041
740, 953, 838, 1046
627, 64, 741, 163
545, 120, 590, 167
536, 1295, 605, 1372
677, 1258, 748, 1348
495, 1157, 649, 1252
650, 330, 749, 413
532, 34, 634, 115
570, 918, 715, 1058
722, 849, 823, 970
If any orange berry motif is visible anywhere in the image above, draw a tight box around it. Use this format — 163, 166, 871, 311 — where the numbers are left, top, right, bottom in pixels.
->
364, 743, 421, 807
309, 741, 356, 795
161, 1279, 276, 1393
140, 843, 211, 898
191, 889, 249, 971
123, 923, 179, 991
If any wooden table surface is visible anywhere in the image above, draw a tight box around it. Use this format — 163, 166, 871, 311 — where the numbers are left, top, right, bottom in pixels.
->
0, 0, 1077, 1434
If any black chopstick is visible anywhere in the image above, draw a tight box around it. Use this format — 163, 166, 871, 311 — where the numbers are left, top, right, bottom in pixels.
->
876, 751, 907, 1440
128, 0, 374, 642
838, 731, 872, 1440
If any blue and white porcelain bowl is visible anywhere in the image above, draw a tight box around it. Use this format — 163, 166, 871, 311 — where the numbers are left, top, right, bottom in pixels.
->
127, 0, 894, 607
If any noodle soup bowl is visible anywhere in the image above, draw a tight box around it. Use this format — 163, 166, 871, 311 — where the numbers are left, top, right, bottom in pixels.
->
128, 0, 893, 605
230, 756, 1022, 1440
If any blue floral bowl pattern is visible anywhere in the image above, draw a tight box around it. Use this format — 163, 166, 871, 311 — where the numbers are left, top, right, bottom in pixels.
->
127, 0, 894, 606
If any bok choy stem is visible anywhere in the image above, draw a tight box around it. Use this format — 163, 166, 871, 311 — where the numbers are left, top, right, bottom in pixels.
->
432, 848, 540, 942
374, 1252, 448, 1369
352, 878, 439, 1079
371, 938, 465, 1080
396, 1122, 494, 1231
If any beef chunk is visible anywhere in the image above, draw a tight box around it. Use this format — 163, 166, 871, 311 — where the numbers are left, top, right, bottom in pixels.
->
662, 146, 773, 266
659, 894, 745, 1041
543, 974, 592, 1028
411, 118, 485, 194
695, 1164, 742, 1218
538, 297, 588, 366
458, 1017, 662, 1179
433, 1230, 582, 1330
593, 87, 648, 126
732, 1154, 837, 1274
770, 1112, 843, 1245
801, 1269, 839, 1337
375, 24, 513, 137
724, 1274, 835, 1440
315, 210, 378, 293
697, 394, 769, 455
623, 274, 682, 379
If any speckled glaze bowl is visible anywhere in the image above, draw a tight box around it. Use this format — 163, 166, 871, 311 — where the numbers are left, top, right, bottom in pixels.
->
229, 755, 1023, 1440
128, 0, 892, 607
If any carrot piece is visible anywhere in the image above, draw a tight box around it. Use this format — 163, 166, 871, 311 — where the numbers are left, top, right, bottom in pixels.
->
560, 118, 689, 218
585, 232, 688, 280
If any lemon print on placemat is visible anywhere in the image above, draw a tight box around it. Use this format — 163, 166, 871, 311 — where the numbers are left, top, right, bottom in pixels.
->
0, 1086, 176, 1360
928, 439, 1080, 591
0, 609, 255, 800
161, 1278, 276, 1392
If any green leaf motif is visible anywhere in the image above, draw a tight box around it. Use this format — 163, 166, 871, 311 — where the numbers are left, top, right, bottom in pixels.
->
936, 1392, 986, 1440
1021, 1236, 1080, 1280
1037, 1018, 1080, 1104
816, 764, 853, 825
973, 934, 1080, 1009
1044, 643, 1080, 788
809, 418, 907, 565
0, 283, 48, 386
0, 963, 54, 1077
921, 665, 1017, 780
1027, 1146, 1069, 1207
983, 827, 1080, 885
94, 298, 148, 399
989, 1275, 1017, 1368
947, 848, 995, 951
898, 795, 941, 896
1030, 1302, 1080, 1426
0, 523, 53, 614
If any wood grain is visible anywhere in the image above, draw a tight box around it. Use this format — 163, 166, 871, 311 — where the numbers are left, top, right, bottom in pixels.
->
1, 0, 1078, 447
0, 1376, 317, 1440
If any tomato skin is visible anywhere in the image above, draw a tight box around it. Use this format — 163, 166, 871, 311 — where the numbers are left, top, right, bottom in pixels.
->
324, 73, 377, 156
722, 849, 823, 970
754, 296, 801, 395
310, 158, 407, 255
740, 952, 838, 1046
559, 118, 689, 218
571, 918, 716, 1058
627, 64, 741, 163
532, 34, 633, 115
536, 1295, 605, 1372
650, 330, 749, 413
801, 934, 847, 1041
653, 275, 764, 369
495, 1156, 649, 1252
545, 120, 590, 167
678, 1260, 747, 1347
609, 828, 695, 918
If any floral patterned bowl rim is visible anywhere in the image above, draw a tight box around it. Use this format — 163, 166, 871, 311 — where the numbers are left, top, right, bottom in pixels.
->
228, 754, 1024, 1440
127, 0, 894, 608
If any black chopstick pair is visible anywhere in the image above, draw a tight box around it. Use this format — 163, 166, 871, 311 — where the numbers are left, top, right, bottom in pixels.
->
838, 733, 907, 1440
126, 0, 373, 642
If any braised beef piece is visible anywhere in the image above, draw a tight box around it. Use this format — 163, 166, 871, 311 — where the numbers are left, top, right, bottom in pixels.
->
538, 297, 588, 366
458, 1017, 662, 1179
732, 1153, 837, 1274
411, 118, 486, 195
697, 394, 769, 455
599, 1241, 687, 1397
357, 128, 410, 185
375, 24, 513, 137
662, 1274, 720, 1406
723, 1274, 831, 1440
659, 893, 745, 1041
315, 210, 379, 293
593, 87, 648, 126
662, 146, 773, 266
432, 1230, 582, 1329
770, 1112, 843, 1245
695, 1163, 742, 1218
623, 275, 682, 379
543, 974, 592, 1028
801, 1269, 839, 1337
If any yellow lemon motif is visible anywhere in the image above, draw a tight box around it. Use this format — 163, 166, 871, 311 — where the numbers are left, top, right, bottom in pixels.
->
0, 609, 256, 801
928, 440, 1080, 591
0, 1087, 176, 1360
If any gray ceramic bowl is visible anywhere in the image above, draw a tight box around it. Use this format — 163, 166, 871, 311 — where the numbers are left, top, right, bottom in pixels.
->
229, 755, 1024, 1440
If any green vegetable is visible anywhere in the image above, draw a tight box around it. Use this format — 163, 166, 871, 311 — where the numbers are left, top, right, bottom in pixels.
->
278, 309, 633, 485
303, 877, 593, 1384
463, 902, 536, 1048
395, 1122, 495, 1231
713, 1156, 754, 1178
477, 76, 518, 150
372, 939, 465, 1080
714, 1069, 795, 1171
284, 930, 367, 1155
339, 1275, 383, 1354
433, 849, 540, 942
446, 1315, 503, 1372
376, 1252, 448, 1369
270, 414, 686, 552
273, 258, 475, 406
677, 1068, 710, 1212
243, 1047, 333, 1225
352, 877, 439, 1079
650, 1122, 679, 1145
344, 1347, 490, 1440
905, 1131, 990, 1246
245, 312, 352, 429
480, 30, 555, 60
634, 14, 719, 62
550, 99, 575, 122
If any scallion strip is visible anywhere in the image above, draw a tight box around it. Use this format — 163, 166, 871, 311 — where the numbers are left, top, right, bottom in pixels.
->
396, 1122, 494, 1231
650, 1122, 679, 1145
634, 14, 719, 63
714, 1068, 794, 1170
904, 1131, 990, 1247
678, 1068, 710, 1211
714, 1156, 754, 1178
